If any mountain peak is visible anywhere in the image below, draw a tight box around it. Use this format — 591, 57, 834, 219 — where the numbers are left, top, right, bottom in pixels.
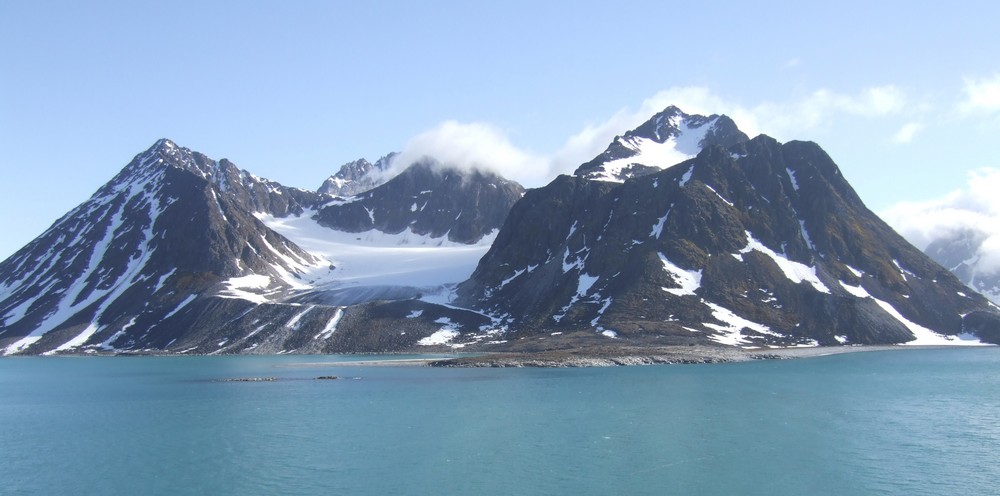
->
318, 154, 396, 196
151, 137, 178, 151
574, 106, 750, 182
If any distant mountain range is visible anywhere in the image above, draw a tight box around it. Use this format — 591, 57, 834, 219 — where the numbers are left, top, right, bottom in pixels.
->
2, 107, 998, 355
923, 229, 999, 304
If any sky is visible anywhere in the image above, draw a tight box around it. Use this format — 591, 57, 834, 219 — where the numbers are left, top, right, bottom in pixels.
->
2, 1, 1000, 260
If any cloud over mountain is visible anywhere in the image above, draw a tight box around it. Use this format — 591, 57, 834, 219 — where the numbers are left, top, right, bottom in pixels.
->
388, 85, 914, 187
880, 167, 1000, 273
388, 121, 553, 187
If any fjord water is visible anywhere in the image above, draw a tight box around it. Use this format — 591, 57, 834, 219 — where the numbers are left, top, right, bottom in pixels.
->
2, 349, 998, 495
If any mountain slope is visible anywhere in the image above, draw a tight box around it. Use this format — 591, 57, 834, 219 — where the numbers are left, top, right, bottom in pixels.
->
314, 161, 525, 244
0, 139, 327, 355
457, 135, 1000, 346
0, 140, 526, 355
574, 105, 749, 182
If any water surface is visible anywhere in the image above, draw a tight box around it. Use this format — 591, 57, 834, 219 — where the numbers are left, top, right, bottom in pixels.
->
2, 349, 998, 495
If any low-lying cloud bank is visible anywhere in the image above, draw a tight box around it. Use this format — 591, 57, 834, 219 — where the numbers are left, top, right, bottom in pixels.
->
880, 168, 1000, 274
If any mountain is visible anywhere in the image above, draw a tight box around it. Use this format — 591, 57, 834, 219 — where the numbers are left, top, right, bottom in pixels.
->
0, 140, 520, 355
456, 133, 1000, 347
318, 153, 396, 196
5, 107, 1000, 356
574, 105, 748, 182
314, 161, 525, 244
924, 229, 1000, 304
0, 139, 329, 355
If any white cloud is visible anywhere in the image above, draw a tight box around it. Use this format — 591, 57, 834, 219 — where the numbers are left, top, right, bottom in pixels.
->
392, 85, 912, 185
892, 122, 923, 144
958, 74, 1000, 114
736, 86, 907, 136
880, 167, 1000, 273
389, 121, 553, 187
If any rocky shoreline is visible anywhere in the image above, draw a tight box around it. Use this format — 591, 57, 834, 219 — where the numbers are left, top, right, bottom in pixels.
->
426, 345, 782, 368
425, 344, 977, 368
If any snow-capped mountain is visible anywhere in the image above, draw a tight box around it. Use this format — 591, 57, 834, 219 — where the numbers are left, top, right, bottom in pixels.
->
924, 229, 1000, 304
318, 153, 396, 197
315, 160, 525, 244
5, 107, 1000, 356
0, 140, 521, 355
0, 139, 328, 355
456, 134, 1000, 346
574, 105, 748, 182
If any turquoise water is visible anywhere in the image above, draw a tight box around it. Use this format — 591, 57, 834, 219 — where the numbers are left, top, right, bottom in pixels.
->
2, 349, 999, 495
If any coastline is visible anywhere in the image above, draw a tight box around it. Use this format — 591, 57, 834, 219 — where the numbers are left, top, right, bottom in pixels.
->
20, 343, 990, 367
423, 343, 994, 368
264, 344, 999, 369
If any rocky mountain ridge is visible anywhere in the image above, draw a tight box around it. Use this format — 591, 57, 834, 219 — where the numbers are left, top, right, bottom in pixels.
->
457, 134, 1000, 347
318, 153, 396, 197
0, 139, 523, 355
3, 106, 999, 357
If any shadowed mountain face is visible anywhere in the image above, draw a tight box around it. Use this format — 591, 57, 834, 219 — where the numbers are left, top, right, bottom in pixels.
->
458, 135, 1000, 346
314, 161, 525, 244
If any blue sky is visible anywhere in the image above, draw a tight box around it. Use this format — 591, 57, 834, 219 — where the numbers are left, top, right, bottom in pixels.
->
2, 1, 1000, 260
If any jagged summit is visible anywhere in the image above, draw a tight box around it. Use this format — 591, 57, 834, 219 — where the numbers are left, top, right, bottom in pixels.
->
575, 106, 749, 182
318, 152, 396, 196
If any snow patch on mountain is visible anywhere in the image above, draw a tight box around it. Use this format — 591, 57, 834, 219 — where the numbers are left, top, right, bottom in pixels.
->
735, 232, 830, 293
418, 328, 460, 346
874, 298, 984, 346
702, 301, 780, 347
587, 136, 700, 182
218, 275, 275, 304
659, 254, 702, 296
838, 280, 985, 345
